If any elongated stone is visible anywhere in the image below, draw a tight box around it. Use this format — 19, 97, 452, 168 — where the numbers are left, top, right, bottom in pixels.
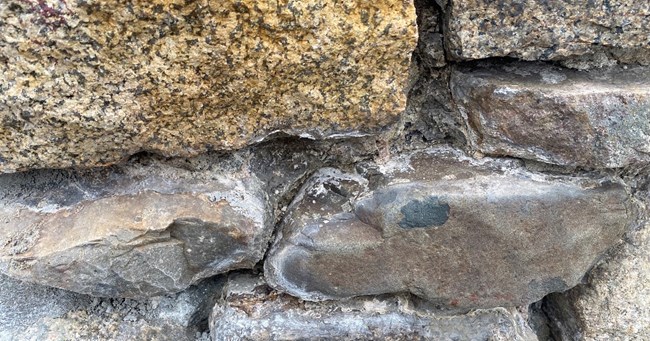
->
451, 62, 650, 168
265, 148, 631, 310
0, 154, 271, 298
210, 273, 537, 340
445, 0, 650, 65
0, 0, 416, 172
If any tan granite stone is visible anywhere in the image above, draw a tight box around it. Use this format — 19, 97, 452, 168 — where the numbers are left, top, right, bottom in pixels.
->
0, 0, 417, 172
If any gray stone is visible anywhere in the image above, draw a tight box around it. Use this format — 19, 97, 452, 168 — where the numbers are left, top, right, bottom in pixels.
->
401, 67, 465, 147
209, 273, 537, 341
0, 273, 223, 340
543, 223, 650, 340
0, 153, 271, 298
451, 62, 650, 168
0, 273, 89, 339
414, 0, 445, 69
445, 0, 650, 66
265, 147, 631, 310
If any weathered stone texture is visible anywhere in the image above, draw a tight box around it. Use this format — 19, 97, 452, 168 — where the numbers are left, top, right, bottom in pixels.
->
414, 0, 445, 69
0, 154, 271, 297
543, 224, 650, 340
0, 273, 222, 340
210, 273, 537, 340
451, 62, 650, 168
0, 0, 416, 172
445, 0, 650, 65
265, 148, 630, 309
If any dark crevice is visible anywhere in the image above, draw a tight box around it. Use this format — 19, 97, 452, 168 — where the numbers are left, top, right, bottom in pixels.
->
539, 293, 584, 341
528, 300, 555, 341
249, 136, 381, 280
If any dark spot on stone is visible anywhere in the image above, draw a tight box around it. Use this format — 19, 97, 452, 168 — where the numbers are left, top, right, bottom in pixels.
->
399, 196, 449, 229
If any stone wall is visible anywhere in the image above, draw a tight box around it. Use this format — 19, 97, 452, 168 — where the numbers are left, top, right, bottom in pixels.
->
1, 0, 649, 340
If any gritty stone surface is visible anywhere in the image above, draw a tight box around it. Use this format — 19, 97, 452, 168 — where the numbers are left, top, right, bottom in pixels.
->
399, 67, 465, 147
0, 153, 271, 297
0, 273, 87, 339
209, 273, 537, 341
414, 0, 445, 69
451, 62, 650, 168
445, 0, 650, 65
0, 0, 417, 172
265, 147, 631, 310
543, 224, 650, 340
0, 274, 222, 340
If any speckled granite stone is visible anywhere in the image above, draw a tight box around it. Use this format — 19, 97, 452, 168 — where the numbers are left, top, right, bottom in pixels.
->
445, 0, 650, 65
0, 0, 417, 172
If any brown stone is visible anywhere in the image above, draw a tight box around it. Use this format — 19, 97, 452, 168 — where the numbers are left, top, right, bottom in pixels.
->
265, 148, 631, 310
0, 0, 417, 172
0, 154, 271, 297
451, 62, 650, 168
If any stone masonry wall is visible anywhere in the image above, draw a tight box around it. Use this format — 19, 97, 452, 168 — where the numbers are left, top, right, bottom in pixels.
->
0, 0, 649, 340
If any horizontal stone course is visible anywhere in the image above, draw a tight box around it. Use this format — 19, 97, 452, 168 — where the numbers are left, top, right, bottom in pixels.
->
445, 0, 650, 65
265, 148, 631, 310
451, 62, 650, 168
0, 154, 271, 298
210, 273, 537, 340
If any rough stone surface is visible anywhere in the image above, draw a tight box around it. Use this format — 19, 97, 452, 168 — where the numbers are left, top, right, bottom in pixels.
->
210, 273, 537, 340
400, 67, 464, 148
0, 0, 417, 172
265, 147, 631, 310
445, 0, 650, 65
451, 62, 650, 168
0, 273, 222, 340
414, 0, 445, 69
0, 153, 271, 297
542, 224, 650, 340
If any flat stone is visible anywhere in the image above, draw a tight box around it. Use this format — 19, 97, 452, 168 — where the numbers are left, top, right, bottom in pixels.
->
209, 273, 537, 340
0, 0, 416, 172
451, 62, 650, 168
0, 154, 271, 297
265, 148, 631, 310
0, 273, 223, 340
0, 273, 88, 339
543, 224, 650, 339
445, 0, 650, 65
